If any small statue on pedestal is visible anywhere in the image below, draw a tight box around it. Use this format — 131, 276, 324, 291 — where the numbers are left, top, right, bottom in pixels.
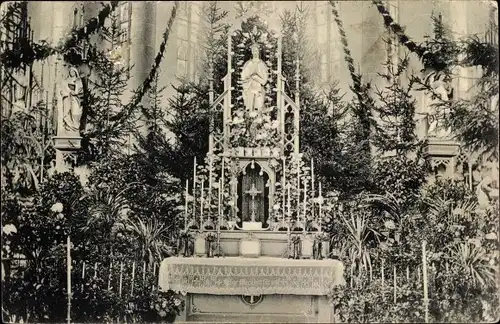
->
241, 43, 268, 114
58, 66, 83, 137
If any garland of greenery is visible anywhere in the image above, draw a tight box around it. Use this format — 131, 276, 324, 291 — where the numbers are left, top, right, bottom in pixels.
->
0, 1, 119, 69
329, 1, 373, 151
329, 1, 374, 111
371, 0, 426, 58
371, 0, 458, 73
112, 1, 179, 123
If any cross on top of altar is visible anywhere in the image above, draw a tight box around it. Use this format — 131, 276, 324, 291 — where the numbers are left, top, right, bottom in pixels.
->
245, 182, 263, 222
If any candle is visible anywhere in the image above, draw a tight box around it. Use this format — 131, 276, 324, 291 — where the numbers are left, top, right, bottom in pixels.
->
221, 156, 225, 211
193, 157, 197, 220
184, 180, 189, 230
131, 262, 136, 295
282, 159, 286, 223
319, 182, 323, 231
287, 184, 291, 227
296, 158, 300, 218
303, 180, 307, 230
218, 179, 222, 224
311, 158, 315, 219
209, 155, 213, 200
200, 180, 204, 228
311, 158, 315, 196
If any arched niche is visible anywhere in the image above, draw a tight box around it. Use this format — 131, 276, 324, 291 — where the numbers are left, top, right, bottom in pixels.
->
235, 160, 275, 228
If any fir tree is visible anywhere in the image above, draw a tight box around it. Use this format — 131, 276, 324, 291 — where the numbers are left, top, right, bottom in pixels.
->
372, 53, 420, 155
79, 10, 136, 163
163, 2, 229, 181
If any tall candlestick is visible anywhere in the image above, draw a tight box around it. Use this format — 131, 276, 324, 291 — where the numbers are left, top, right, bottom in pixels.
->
200, 180, 204, 228
184, 180, 189, 230
221, 156, 225, 199
296, 158, 300, 218
209, 155, 213, 200
311, 158, 315, 196
287, 185, 291, 226
303, 180, 307, 231
282, 159, 286, 223
311, 159, 315, 219
193, 157, 197, 220
218, 179, 222, 224
319, 182, 323, 233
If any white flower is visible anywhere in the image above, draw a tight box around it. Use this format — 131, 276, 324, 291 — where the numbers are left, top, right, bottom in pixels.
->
384, 220, 396, 230
51, 202, 64, 213
468, 238, 481, 248
174, 299, 181, 306
232, 116, 244, 125
2, 224, 17, 235
273, 204, 280, 211
249, 111, 258, 118
485, 232, 497, 240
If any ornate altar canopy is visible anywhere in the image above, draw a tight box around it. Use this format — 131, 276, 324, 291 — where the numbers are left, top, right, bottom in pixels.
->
159, 11, 345, 323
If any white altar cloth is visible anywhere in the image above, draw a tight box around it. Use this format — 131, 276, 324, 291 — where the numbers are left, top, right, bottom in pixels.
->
158, 257, 345, 296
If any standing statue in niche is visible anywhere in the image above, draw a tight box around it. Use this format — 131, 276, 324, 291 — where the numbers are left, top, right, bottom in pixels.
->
59, 67, 83, 136
241, 43, 268, 113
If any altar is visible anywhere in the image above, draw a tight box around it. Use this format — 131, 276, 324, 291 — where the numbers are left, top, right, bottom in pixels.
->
158, 12, 345, 323
159, 256, 344, 322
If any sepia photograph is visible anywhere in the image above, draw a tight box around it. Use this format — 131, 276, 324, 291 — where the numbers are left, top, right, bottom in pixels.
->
1, 0, 498, 323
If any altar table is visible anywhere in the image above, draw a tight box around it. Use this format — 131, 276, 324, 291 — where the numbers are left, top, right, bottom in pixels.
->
158, 257, 345, 322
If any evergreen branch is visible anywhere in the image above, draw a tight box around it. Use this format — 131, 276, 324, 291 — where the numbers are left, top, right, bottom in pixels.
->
329, 1, 364, 104
0, 1, 119, 68
329, 0, 373, 142
371, 0, 426, 58
113, 1, 178, 123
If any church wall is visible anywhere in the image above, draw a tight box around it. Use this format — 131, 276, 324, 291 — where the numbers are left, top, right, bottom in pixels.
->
16, 1, 497, 150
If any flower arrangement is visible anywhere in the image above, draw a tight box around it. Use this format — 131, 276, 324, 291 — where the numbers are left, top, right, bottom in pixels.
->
148, 291, 184, 320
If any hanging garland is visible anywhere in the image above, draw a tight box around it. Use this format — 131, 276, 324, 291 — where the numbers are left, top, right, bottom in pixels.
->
329, 1, 368, 107
371, 0, 426, 58
371, 0, 458, 73
111, 1, 179, 123
0, 1, 119, 69
329, 0, 374, 148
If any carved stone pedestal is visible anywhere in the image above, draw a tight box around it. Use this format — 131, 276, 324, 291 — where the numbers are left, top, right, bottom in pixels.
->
53, 136, 82, 172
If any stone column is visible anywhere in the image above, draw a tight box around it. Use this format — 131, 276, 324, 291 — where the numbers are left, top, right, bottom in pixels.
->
450, 0, 469, 99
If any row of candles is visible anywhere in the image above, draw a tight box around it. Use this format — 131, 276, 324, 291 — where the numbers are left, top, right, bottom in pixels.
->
183, 156, 324, 231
